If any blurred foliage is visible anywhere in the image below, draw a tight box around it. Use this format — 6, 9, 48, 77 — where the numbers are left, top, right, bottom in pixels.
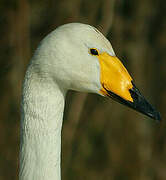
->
0, 0, 165, 179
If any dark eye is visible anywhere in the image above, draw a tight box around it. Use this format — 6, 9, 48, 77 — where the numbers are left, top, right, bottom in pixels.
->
90, 48, 99, 56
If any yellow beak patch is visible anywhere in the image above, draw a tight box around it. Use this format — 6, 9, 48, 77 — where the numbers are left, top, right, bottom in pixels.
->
98, 52, 133, 102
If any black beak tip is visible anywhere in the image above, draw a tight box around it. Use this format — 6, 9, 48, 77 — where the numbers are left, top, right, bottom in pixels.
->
129, 82, 161, 122
147, 110, 161, 122
103, 82, 161, 122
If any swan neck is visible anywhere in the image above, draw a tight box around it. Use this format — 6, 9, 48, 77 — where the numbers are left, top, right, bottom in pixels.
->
19, 72, 66, 180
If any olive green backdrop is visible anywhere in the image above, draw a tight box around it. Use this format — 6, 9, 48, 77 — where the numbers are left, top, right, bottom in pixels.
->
0, 0, 165, 179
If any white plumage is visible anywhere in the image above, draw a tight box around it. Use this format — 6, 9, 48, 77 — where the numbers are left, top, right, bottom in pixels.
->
20, 23, 160, 180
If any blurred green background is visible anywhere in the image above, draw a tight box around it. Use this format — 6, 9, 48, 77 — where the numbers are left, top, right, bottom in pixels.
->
0, 0, 165, 179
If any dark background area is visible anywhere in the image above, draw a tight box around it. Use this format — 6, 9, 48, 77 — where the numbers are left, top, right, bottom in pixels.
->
0, 0, 165, 179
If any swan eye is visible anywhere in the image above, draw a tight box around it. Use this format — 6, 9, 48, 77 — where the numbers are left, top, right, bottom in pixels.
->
90, 48, 99, 56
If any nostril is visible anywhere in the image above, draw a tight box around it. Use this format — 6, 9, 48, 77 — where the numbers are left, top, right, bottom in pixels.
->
129, 88, 138, 102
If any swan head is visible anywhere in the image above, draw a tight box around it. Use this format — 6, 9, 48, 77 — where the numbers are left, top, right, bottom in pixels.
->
31, 23, 161, 121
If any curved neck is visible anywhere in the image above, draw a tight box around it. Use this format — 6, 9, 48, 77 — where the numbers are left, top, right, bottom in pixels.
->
19, 71, 66, 180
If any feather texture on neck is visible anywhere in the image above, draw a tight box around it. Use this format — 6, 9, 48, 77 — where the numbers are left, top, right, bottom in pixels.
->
20, 64, 66, 180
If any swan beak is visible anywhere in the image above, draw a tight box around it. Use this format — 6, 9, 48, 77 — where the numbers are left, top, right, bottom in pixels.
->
98, 52, 161, 121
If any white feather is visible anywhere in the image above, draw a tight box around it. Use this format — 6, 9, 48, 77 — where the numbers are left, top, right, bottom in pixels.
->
20, 23, 115, 180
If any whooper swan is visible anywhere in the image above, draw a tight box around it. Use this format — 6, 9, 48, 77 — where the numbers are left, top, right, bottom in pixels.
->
20, 23, 161, 180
